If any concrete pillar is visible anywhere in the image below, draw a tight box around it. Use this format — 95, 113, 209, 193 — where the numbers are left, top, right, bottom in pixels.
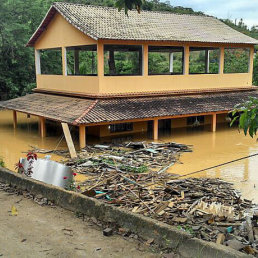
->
249, 46, 254, 74
35, 49, 41, 75
13, 110, 17, 129
143, 44, 148, 76
205, 50, 210, 73
184, 46, 189, 75
219, 47, 224, 74
211, 113, 216, 132
153, 119, 159, 140
62, 47, 67, 76
39, 117, 46, 138
169, 53, 174, 73
97, 42, 104, 77
79, 125, 86, 149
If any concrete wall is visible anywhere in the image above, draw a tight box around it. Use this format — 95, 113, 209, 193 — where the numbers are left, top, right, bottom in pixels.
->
0, 167, 251, 258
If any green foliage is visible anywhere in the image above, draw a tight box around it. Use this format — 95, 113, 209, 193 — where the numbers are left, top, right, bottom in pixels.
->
231, 97, 258, 138
0, 0, 257, 100
253, 54, 258, 86
0, 157, 5, 167
224, 48, 249, 73
116, 0, 145, 14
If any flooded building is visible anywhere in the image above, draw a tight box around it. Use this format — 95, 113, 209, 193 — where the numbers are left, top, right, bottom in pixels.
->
1, 2, 258, 151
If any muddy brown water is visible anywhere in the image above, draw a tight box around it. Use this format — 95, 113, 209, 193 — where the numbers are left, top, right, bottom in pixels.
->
0, 109, 257, 203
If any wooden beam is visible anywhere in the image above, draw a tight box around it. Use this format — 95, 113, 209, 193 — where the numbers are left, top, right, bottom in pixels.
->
153, 119, 159, 140
13, 110, 17, 129
39, 116, 46, 138
79, 125, 86, 149
61, 123, 77, 159
211, 113, 216, 132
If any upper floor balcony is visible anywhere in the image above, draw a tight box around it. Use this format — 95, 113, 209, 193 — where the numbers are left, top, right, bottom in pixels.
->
28, 2, 258, 97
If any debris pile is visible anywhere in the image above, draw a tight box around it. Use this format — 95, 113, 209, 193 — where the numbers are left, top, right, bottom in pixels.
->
81, 174, 258, 255
67, 141, 192, 175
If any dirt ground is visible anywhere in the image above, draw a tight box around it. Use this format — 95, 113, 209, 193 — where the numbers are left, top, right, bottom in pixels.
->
0, 190, 161, 258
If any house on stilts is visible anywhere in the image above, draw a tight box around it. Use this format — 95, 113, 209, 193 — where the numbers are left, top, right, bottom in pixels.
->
1, 2, 258, 154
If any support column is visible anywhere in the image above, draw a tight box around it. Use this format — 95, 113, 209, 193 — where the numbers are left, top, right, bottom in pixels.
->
205, 50, 210, 73
169, 53, 174, 73
184, 46, 189, 75
153, 119, 159, 140
143, 43, 148, 76
211, 113, 216, 132
61, 123, 77, 158
97, 42, 104, 77
219, 47, 224, 74
62, 47, 67, 76
249, 46, 254, 74
35, 49, 41, 75
13, 110, 17, 129
39, 116, 46, 138
79, 125, 86, 149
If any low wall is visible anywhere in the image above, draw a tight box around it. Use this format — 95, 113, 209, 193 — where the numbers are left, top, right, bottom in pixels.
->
0, 167, 252, 258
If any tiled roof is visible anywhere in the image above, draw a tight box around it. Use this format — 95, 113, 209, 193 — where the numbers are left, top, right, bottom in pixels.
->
27, 2, 258, 46
1, 90, 257, 125
0, 94, 95, 124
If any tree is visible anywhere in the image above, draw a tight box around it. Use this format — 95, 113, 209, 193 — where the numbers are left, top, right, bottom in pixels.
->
115, 0, 145, 14
231, 97, 258, 138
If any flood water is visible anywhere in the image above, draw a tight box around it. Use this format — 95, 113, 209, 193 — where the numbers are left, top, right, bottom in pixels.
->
0, 109, 257, 203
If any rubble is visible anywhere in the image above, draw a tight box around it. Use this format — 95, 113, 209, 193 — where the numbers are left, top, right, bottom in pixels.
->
103, 228, 113, 236
66, 141, 192, 175
78, 172, 258, 255
8, 141, 258, 255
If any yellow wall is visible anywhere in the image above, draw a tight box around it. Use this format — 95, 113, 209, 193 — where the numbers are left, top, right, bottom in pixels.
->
100, 73, 251, 94
34, 13, 255, 95
36, 75, 99, 94
34, 14, 96, 49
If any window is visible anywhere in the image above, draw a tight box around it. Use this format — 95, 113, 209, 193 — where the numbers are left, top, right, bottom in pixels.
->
187, 116, 205, 126
40, 48, 62, 75
189, 47, 219, 74
104, 45, 142, 76
148, 46, 184, 75
109, 123, 133, 133
224, 48, 250, 73
66, 45, 97, 76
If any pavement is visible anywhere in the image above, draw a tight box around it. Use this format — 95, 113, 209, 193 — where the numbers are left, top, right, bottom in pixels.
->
0, 189, 160, 258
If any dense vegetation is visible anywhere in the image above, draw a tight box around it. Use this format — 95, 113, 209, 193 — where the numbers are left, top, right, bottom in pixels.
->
0, 0, 257, 100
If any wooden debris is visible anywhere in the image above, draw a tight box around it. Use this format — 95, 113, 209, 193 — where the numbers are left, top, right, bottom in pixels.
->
66, 141, 192, 176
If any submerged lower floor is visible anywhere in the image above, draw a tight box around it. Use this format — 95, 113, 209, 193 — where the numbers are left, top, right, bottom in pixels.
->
0, 109, 257, 203
1, 88, 257, 155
